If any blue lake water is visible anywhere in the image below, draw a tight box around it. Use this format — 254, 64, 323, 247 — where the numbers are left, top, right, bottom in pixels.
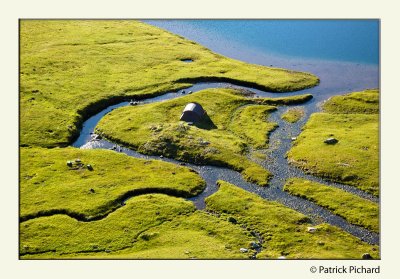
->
145, 19, 379, 98
145, 19, 379, 65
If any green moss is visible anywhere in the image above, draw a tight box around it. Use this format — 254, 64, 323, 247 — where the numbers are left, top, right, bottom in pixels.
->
281, 107, 305, 123
284, 178, 379, 232
256, 94, 313, 106
20, 194, 255, 259
229, 105, 278, 148
205, 181, 379, 259
323, 89, 379, 114
97, 88, 278, 186
20, 20, 318, 148
287, 112, 379, 196
20, 147, 205, 220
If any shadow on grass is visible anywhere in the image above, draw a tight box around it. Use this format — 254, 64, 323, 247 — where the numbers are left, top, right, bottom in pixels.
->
193, 114, 217, 130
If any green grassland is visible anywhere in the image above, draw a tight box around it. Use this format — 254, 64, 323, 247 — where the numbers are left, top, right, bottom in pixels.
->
205, 181, 379, 259
20, 194, 256, 259
323, 89, 379, 114
20, 147, 205, 221
21, 20, 377, 260
229, 105, 278, 148
287, 89, 379, 196
96, 88, 312, 186
284, 178, 379, 232
20, 20, 319, 148
281, 107, 305, 123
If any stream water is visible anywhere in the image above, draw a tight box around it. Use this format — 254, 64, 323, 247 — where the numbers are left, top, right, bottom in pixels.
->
72, 81, 379, 245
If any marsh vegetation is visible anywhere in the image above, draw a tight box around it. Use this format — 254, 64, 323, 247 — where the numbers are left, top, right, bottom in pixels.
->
19, 20, 379, 259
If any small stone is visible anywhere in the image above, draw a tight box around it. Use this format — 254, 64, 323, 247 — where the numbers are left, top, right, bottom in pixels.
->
188, 91, 193, 94
184, 251, 190, 254
362, 253, 373, 259
89, 188, 95, 193
307, 227, 317, 233
240, 248, 248, 253
277, 256, 286, 259
291, 137, 297, 141
159, 155, 164, 158
75, 159, 81, 163
92, 134, 102, 140
227, 216, 237, 224
105, 249, 111, 253
87, 164, 93, 171
324, 137, 338, 144
67, 161, 73, 167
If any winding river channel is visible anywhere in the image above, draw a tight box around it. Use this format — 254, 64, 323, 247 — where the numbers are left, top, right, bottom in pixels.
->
72, 81, 379, 245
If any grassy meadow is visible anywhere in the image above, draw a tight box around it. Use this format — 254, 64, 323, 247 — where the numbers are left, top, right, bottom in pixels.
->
20, 147, 205, 221
205, 181, 379, 259
20, 20, 319, 148
20, 194, 257, 259
19, 20, 378, 259
96, 88, 312, 186
287, 89, 379, 196
284, 178, 379, 232
20, 181, 378, 259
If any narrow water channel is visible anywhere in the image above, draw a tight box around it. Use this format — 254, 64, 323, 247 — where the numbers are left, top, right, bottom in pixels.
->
72, 82, 379, 245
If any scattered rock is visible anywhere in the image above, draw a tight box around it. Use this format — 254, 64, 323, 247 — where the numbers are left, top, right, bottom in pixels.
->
67, 161, 73, 167
75, 159, 81, 163
181, 90, 186, 94
240, 248, 248, 253
188, 91, 193, 94
307, 227, 317, 233
89, 188, 95, 193
87, 164, 93, 171
324, 137, 338, 144
159, 155, 164, 158
91, 134, 102, 140
184, 251, 190, 254
277, 256, 286, 259
291, 137, 297, 141
362, 253, 373, 259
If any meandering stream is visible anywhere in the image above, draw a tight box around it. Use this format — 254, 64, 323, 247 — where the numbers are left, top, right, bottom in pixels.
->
72, 81, 379, 245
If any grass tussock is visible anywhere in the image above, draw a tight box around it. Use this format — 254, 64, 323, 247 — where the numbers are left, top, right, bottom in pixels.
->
205, 181, 379, 259
20, 147, 205, 220
20, 194, 255, 259
287, 89, 379, 196
323, 89, 379, 114
229, 105, 278, 148
284, 178, 379, 232
281, 107, 305, 123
